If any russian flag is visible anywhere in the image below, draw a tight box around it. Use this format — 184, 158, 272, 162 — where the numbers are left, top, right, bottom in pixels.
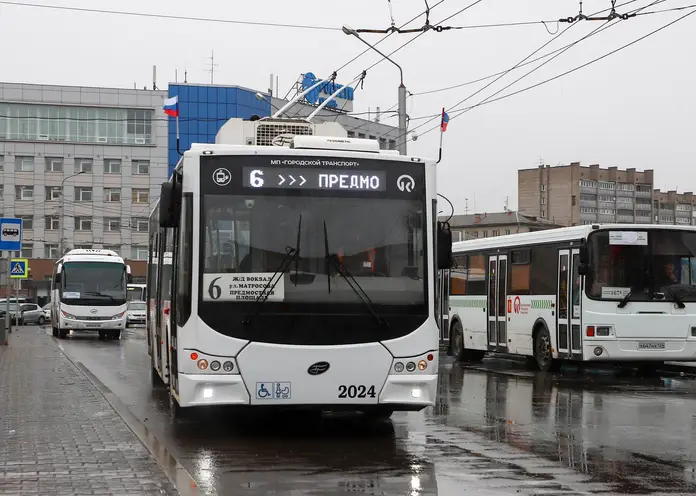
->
441, 108, 450, 132
163, 96, 179, 118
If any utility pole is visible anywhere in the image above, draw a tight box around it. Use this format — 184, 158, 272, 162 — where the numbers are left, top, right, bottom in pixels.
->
342, 26, 407, 155
59, 171, 85, 256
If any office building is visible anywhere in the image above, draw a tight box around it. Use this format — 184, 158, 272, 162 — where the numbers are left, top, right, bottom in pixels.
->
0, 81, 169, 296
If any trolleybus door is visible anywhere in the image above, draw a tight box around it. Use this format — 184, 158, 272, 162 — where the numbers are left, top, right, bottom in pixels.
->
487, 254, 508, 352
557, 249, 582, 359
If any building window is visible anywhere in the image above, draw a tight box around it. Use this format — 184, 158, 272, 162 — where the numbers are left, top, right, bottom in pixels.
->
15, 186, 34, 200
76, 217, 92, 231
104, 218, 121, 231
133, 245, 148, 260
0, 102, 154, 145
492, 230, 500, 236
540, 184, 546, 191
45, 244, 59, 259
45, 157, 63, 172
104, 245, 121, 253
541, 197, 546, 205
541, 210, 546, 218
131, 217, 148, 232
504, 229, 511, 235
45, 216, 60, 230
104, 159, 122, 174
45, 186, 62, 201
388, 140, 396, 150
14, 156, 34, 172
132, 160, 150, 175
19, 216, 33, 230
132, 189, 149, 204
75, 244, 93, 250
76, 158, 93, 173
75, 187, 93, 202
20, 244, 33, 258
104, 188, 121, 202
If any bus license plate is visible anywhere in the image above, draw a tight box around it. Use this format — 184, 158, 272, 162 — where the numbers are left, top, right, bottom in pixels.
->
638, 342, 665, 350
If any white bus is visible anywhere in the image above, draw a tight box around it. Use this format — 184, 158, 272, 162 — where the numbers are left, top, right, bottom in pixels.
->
444, 224, 696, 371
50, 248, 132, 340
147, 116, 452, 417
127, 283, 146, 302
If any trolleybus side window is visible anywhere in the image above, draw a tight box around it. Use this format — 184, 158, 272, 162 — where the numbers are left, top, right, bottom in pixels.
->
176, 193, 194, 325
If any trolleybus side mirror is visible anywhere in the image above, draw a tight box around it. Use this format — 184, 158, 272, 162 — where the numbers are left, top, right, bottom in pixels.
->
578, 240, 589, 275
437, 221, 453, 270
159, 181, 182, 228
126, 265, 133, 284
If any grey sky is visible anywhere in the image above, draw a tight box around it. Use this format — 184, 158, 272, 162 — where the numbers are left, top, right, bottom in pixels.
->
1, 0, 693, 214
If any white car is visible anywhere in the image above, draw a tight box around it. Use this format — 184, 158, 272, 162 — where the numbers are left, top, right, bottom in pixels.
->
42, 303, 51, 322
126, 301, 146, 327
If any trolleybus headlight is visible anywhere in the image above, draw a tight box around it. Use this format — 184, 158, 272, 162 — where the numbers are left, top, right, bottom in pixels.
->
223, 361, 234, 372
406, 362, 416, 372
197, 359, 209, 370
210, 360, 221, 371
417, 360, 427, 371
394, 362, 405, 373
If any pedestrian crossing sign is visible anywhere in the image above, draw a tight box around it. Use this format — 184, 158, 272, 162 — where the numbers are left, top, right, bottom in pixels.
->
10, 258, 28, 279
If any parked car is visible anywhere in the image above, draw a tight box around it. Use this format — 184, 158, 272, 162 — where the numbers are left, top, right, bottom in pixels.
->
18, 303, 46, 326
126, 300, 146, 327
0, 303, 22, 325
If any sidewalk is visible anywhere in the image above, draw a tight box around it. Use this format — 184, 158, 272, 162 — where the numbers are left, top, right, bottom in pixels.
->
0, 329, 178, 496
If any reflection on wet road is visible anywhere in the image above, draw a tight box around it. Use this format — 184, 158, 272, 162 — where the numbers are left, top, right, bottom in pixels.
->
51, 326, 696, 495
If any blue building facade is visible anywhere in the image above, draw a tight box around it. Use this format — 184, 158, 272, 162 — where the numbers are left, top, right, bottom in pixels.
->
167, 84, 271, 175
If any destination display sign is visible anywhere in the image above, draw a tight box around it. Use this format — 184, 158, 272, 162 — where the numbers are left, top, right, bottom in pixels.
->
242, 167, 386, 192
200, 154, 426, 199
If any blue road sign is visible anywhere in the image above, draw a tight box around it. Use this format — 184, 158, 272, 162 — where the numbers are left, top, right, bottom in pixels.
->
0, 217, 22, 251
10, 258, 28, 279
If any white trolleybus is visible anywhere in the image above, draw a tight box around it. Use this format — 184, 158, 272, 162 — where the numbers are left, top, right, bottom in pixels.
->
147, 114, 453, 416
443, 224, 696, 371
50, 248, 132, 340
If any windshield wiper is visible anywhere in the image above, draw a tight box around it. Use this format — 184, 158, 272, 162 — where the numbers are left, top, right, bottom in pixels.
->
617, 291, 632, 308
242, 215, 302, 326
323, 221, 388, 328
663, 286, 686, 309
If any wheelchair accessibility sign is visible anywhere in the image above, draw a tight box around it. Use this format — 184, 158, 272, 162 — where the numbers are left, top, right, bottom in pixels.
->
256, 382, 291, 400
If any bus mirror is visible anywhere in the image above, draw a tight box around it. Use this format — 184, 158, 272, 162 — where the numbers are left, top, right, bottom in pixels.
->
437, 222, 453, 270
53, 272, 61, 285
159, 181, 182, 228
579, 240, 588, 264
127, 273, 133, 284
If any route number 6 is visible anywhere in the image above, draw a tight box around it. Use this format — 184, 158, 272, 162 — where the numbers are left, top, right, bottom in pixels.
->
208, 277, 222, 300
249, 169, 264, 188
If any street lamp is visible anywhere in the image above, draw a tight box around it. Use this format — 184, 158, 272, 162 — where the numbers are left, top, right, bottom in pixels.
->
59, 170, 86, 256
342, 25, 407, 155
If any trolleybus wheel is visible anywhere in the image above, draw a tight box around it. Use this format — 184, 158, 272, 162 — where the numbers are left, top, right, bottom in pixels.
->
534, 326, 560, 372
451, 321, 485, 362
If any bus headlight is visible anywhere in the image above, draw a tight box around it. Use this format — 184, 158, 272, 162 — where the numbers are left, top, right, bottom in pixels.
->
197, 359, 209, 370
406, 362, 416, 372
210, 360, 221, 371
394, 362, 405, 373
111, 312, 125, 319
61, 310, 77, 320
223, 361, 234, 372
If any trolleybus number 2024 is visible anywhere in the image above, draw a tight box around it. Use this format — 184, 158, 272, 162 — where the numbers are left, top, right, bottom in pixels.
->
338, 385, 377, 399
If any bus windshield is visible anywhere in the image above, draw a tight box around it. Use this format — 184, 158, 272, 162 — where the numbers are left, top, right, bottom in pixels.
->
61, 262, 127, 305
201, 194, 426, 305
586, 229, 696, 302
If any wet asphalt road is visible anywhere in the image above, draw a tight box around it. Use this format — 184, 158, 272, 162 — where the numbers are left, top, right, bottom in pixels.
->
43, 325, 696, 495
